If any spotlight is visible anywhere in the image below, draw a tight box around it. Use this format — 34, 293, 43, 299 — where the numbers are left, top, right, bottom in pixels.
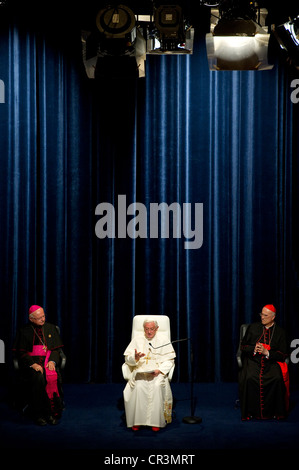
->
273, 16, 299, 69
147, 4, 194, 54
81, 4, 146, 79
95, 4, 136, 52
205, 3, 273, 70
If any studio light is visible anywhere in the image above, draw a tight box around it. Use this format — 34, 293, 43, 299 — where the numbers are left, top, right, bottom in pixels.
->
82, 4, 146, 79
146, 4, 194, 55
81, 2, 194, 77
273, 16, 299, 69
205, 2, 273, 71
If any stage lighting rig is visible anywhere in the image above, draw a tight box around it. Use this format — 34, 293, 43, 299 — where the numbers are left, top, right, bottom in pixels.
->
203, 0, 273, 70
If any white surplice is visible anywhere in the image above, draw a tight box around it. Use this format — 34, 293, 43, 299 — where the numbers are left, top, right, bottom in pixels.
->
123, 332, 176, 428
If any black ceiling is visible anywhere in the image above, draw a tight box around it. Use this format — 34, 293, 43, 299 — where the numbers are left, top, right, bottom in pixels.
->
1, 0, 298, 32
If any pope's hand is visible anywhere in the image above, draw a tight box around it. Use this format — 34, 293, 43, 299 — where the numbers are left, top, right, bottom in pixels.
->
135, 349, 145, 362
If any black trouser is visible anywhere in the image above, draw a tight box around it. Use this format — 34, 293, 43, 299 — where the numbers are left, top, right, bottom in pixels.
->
28, 368, 52, 419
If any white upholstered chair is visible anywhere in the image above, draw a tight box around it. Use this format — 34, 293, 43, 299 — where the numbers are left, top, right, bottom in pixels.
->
122, 315, 175, 381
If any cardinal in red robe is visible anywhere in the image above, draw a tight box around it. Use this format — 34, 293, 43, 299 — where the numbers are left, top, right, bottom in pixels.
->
238, 304, 289, 420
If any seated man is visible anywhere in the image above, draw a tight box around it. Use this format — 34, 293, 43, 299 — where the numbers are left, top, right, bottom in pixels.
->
13, 305, 64, 425
238, 304, 289, 420
123, 318, 176, 431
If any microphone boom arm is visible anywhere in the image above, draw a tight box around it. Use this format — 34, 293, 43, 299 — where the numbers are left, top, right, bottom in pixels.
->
149, 337, 190, 349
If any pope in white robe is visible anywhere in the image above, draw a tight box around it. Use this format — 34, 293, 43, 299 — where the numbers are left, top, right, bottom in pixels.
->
123, 319, 176, 431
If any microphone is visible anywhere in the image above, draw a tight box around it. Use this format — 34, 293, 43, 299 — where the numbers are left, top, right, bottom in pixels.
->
149, 338, 190, 349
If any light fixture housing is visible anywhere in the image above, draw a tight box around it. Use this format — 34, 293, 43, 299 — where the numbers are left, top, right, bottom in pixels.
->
205, 7, 273, 71
82, 4, 146, 79
273, 16, 299, 69
146, 4, 194, 55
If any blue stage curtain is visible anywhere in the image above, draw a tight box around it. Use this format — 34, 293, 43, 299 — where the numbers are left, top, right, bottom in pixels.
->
0, 11, 298, 384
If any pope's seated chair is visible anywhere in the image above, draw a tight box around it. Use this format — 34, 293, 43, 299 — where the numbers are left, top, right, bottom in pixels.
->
122, 315, 175, 381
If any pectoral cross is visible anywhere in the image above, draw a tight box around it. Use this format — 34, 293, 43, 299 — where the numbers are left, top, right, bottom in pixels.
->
144, 350, 151, 365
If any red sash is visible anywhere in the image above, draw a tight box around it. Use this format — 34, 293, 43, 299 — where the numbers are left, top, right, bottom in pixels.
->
28, 345, 60, 399
262, 343, 289, 411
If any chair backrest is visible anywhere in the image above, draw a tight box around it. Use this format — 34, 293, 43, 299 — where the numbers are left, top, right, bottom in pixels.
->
236, 323, 250, 368
240, 324, 249, 341
131, 315, 171, 341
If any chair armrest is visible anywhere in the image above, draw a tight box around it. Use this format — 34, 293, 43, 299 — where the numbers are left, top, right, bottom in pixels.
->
122, 363, 134, 381
59, 349, 66, 369
236, 345, 243, 368
168, 364, 175, 381
13, 357, 19, 370
236, 355, 243, 368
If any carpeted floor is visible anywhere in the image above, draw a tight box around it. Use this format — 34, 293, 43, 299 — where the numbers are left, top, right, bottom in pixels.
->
1, 382, 298, 462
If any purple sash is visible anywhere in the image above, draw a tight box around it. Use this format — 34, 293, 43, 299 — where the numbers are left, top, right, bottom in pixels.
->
28, 345, 60, 399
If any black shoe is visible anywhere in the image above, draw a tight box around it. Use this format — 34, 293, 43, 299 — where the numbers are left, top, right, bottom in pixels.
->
47, 416, 59, 425
36, 417, 47, 426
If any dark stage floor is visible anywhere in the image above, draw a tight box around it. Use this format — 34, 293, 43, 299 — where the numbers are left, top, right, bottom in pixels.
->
1, 382, 299, 462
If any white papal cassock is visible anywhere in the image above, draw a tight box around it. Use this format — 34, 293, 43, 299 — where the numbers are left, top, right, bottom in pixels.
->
123, 332, 176, 428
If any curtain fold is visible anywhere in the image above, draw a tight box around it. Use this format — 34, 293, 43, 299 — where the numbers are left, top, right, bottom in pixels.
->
0, 16, 298, 384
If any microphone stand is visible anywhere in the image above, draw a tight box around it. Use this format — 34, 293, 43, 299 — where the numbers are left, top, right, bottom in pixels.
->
149, 337, 202, 424
182, 339, 202, 424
